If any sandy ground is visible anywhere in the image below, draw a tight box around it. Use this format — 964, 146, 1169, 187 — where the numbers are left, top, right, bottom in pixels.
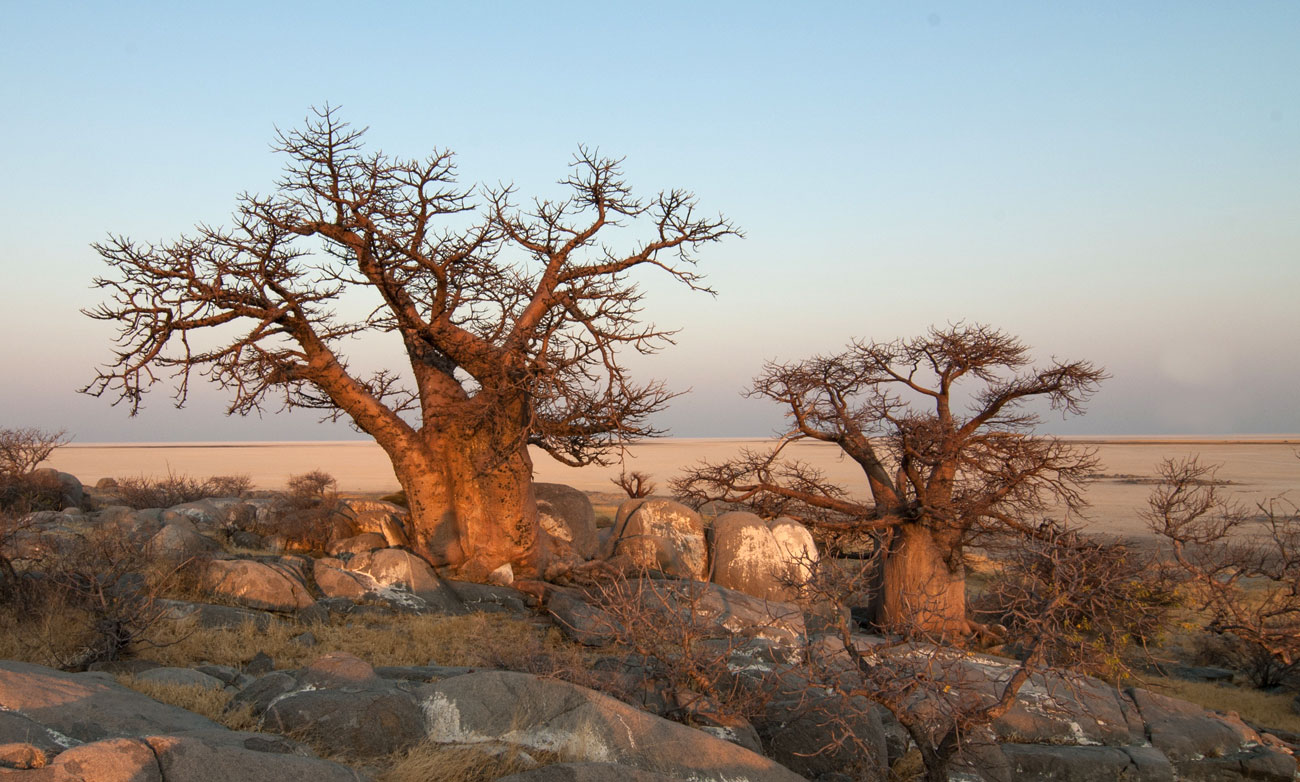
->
49, 436, 1299, 541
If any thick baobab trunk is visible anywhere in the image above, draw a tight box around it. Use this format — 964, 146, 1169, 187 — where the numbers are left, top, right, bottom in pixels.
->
875, 523, 968, 636
387, 421, 542, 581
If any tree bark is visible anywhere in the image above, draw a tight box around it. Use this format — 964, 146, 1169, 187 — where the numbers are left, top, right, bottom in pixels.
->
875, 523, 968, 636
384, 404, 542, 579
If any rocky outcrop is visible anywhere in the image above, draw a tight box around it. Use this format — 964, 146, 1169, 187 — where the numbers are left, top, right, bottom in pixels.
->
535, 483, 599, 561
203, 559, 315, 612
710, 512, 817, 602
607, 498, 708, 580
417, 670, 807, 781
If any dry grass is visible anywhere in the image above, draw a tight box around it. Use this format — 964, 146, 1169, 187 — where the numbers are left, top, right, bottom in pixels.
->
378, 742, 561, 782
114, 674, 258, 731
1144, 675, 1300, 735
0, 601, 99, 669
141, 611, 577, 672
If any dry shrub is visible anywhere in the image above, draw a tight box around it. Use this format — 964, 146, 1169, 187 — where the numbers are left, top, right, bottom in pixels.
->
379, 742, 560, 782
113, 471, 251, 509
612, 471, 656, 499
257, 470, 339, 553
114, 674, 257, 730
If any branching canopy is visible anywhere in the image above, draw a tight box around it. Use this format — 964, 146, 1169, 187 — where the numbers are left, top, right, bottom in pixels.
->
673, 324, 1106, 545
85, 107, 738, 466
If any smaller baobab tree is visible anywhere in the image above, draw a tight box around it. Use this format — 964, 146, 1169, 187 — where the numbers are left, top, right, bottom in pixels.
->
84, 107, 736, 581
673, 324, 1106, 636
1146, 457, 1300, 686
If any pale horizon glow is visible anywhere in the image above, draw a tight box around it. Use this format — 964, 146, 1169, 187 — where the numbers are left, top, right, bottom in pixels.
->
2, 3, 1297, 441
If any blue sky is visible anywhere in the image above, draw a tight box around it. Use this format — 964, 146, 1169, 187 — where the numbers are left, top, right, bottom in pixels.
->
2, 2, 1297, 441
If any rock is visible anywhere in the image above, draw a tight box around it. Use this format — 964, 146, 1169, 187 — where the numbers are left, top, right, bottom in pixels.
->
164, 499, 225, 529
769, 516, 818, 586
244, 652, 275, 676
204, 559, 316, 612
446, 581, 532, 616
1001, 744, 1174, 782
993, 671, 1141, 746
345, 548, 463, 614
32, 737, 161, 781
548, 590, 619, 646
0, 711, 65, 760
312, 560, 373, 600
326, 532, 387, 556
86, 659, 164, 676
374, 665, 480, 682
711, 511, 800, 601
229, 672, 296, 715
336, 499, 409, 539
1128, 686, 1258, 761
158, 599, 276, 630
758, 691, 889, 780
194, 665, 250, 689
292, 631, 317, 647
148, 520, 221, 562
0, 661, 221, 743
496, 763, 680, 782
417, 670, 805, 781
95, 477, 119, 490
264, 688, 425, 759
135, 667, 226, 691
535, 483, 599, 560
608, 498, 708, 580
1165, 665, 1236, 683
487, 563, 514, 586
298, 652, 380, 690
145, 734, 366, 781
221, 502, 259, 531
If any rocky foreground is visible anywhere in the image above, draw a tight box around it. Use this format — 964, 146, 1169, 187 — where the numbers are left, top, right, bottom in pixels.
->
1, 472, 1296, 781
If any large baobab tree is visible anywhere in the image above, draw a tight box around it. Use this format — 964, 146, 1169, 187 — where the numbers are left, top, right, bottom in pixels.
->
673, 324, 1105, 635
84, 107, 736, 581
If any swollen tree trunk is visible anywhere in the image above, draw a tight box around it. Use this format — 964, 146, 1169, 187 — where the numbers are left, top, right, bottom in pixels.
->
874, 523, 968, 636
380, 397, 543, 581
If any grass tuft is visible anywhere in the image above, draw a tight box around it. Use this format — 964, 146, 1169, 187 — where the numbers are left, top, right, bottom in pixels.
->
378, 742, 559, 782
114, 674, 258, 731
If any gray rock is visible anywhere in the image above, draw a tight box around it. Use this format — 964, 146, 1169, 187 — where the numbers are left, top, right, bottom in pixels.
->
345, 548, 463, 614
158, 599, 276, 631
535, 483, 599, 560
374, 665, 480, 682
0, 660, 221, 743
417, 670, 805, 782
204, 559, 316, 612
297, 652, 380, 691
496, 763, 680, 782
446, 580, 532, 616
135, 667, 226, 691
145, 734, 366, 781
608, 498, 709, 581
264, 688, 425, 759
548, 590, 619, 646
0, 710, 66, 759
229, 672, 297, 715
148, 520, 221, 562
1001, 743, 1174, 781
1128, 686, 1258, 761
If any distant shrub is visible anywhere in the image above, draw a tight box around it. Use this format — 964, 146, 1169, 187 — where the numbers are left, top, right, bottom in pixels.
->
271, 470, 340, 553
113, 471, 252, 509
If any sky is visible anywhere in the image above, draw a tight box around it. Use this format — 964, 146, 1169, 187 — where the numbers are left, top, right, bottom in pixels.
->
1, 2, 1297, 442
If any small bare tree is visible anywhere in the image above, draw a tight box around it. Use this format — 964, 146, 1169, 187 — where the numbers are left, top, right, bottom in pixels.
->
673, 324, 1105, 635
0, 427, 69, 478
612, 470, 656, 499
84, 107, 736, 581
1145, 457, 1300, 685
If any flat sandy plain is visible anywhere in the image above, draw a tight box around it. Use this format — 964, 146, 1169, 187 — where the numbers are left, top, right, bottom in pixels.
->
50, 436, 1300, 541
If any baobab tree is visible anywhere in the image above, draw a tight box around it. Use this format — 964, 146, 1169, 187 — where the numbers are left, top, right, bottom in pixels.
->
84, 107, 736, 581
673, 324, 1105, 635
